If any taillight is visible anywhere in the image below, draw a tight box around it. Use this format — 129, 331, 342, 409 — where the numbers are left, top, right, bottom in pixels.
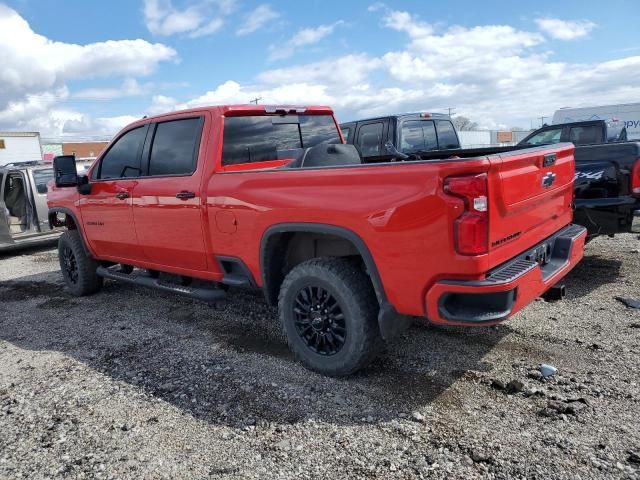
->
444, 173, 488, 255
631, 159, 640, 197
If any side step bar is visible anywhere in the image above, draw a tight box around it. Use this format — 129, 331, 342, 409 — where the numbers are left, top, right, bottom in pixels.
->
96, 266, 226, 304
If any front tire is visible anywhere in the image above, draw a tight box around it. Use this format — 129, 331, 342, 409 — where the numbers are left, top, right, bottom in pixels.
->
278, 258, 382, 376
58, 230, 103, 296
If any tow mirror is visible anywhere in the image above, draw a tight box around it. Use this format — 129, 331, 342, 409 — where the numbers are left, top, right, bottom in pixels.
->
384, 141, 409, 160
53, 155, 78, 187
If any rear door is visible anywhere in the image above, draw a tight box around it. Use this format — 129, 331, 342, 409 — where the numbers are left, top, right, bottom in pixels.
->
132, 115, 208, 272
486, 143, 576, 264
81, 125, 148, 260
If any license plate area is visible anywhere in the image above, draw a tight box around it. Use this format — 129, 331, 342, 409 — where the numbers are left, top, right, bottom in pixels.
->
526, 243, 552, 267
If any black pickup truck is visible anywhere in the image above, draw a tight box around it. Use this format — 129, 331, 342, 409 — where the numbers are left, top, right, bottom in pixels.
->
340, 112, 461, 162
519, 120, 640, 238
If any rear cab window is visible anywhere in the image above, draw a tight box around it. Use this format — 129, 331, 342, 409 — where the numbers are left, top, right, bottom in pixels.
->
435, 120, 460, 149
400, 119, 459, 153
400, 120, 438, 153
221, 114, 340, 166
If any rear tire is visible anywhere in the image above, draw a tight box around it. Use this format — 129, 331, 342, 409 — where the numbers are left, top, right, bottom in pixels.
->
58, 230, 103, 296
278, 257, 382, 376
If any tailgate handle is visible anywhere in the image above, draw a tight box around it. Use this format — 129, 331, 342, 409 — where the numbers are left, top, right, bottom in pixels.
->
543, 153, 556, 167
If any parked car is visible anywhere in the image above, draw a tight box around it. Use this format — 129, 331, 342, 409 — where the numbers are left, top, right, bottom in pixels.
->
48, 104, 586, 376
553, 103, 640, 140
0, 162, 61, 251
340, 112, 461, 162
519, 120, 640, 238
519, 120, 627, 147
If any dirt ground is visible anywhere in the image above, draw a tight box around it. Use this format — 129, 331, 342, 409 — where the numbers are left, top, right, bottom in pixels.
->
1, 234, 639, 479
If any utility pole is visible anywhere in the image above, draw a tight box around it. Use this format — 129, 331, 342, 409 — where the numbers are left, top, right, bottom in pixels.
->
249, 96, 262, 105
447, 107, 455, 118
538, 116, 547, 127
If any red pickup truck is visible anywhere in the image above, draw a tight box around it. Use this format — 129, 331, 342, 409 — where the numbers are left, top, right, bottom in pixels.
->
48, 105, 586, 376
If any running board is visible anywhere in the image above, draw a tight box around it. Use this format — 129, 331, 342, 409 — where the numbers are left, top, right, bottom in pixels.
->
96, 266, 226, 304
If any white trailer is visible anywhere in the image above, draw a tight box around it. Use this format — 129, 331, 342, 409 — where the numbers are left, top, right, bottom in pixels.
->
0, 132, 43, 166
553, 103, 640, 140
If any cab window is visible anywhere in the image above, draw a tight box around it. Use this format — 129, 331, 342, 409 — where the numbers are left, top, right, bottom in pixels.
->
400, 120, 437, 153
435, 120, 460, 149
569, 125, 601, 145
148, 117, 203, 176
523, 127, 563, 146
356, 123, 384, 157
97, 126, 147, 179
221, 115, 340, 166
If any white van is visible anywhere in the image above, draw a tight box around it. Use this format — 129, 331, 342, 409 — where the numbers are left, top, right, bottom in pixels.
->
553, 103, 640, 140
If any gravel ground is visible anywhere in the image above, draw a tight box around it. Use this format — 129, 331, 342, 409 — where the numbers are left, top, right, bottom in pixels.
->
1, 234, 639, 479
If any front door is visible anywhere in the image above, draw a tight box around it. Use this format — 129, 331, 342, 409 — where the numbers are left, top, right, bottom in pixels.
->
80, 125, 148, 261
132, 116, 209, 272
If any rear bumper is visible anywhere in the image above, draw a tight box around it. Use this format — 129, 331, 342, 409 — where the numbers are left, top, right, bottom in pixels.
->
425, 224, 587, 326
631, 210, 640, 234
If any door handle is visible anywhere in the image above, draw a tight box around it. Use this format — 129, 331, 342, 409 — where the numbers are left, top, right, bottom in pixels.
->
176, 191, 196, 200
115, 191, 129, 200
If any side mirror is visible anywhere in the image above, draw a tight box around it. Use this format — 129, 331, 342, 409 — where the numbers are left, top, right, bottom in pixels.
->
53, 155, 78, 187
384, 140, 409, 160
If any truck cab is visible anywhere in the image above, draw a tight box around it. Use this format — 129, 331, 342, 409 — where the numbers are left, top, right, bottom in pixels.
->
340, 112, 461, 163
519, 119, 627, 147
0, 162, 61, 251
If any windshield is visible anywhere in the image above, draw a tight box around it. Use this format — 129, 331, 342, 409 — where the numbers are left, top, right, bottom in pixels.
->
32, 168, 54, 194
522, 127, 562, 146
221, 115, 341, 165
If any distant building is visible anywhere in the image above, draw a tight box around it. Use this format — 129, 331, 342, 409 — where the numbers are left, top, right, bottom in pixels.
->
41, 143, 63, 162
0, 132, 43, 166
62, 141, 109, 160
457, 129, 532, 148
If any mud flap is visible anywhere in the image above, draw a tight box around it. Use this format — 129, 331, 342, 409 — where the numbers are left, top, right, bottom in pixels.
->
377, 302, 413, 341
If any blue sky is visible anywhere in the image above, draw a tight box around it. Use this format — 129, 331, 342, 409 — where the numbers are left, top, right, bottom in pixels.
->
1, 0, 638, 137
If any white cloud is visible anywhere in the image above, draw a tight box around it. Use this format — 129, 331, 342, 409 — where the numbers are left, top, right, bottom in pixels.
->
268, 21, 345, 60
143, 0, 235, 37
151, 8, 640, 131
236, 4, 279, 36
257, 54, 381, 86
536, 17, 596, 41
74, 79, 146, 100
0, 4, 175, 135
62, 115, 140, 137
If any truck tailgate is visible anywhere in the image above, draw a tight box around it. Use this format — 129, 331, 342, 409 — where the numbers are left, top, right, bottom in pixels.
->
573, 142, 640, 235
487, 143, 575, 266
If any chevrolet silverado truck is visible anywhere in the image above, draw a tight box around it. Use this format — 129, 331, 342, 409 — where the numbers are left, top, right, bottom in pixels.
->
48, 105, 586, 376
520, 120, 640, 238
1, 162, 61, 252
340, 112, 461, 162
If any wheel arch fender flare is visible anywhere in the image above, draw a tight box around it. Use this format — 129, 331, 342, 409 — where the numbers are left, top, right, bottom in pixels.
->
259, 222, 387, 305
48, 207, 92, 256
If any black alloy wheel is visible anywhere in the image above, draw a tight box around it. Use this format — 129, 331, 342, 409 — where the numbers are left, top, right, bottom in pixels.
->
293, 285, 346, 356
61, 245, 79, 285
